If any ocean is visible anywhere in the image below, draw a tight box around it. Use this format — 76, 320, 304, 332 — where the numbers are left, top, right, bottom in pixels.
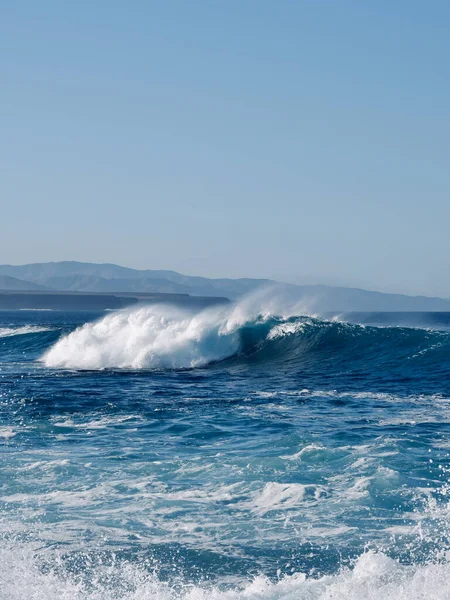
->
1, 300, 450, 599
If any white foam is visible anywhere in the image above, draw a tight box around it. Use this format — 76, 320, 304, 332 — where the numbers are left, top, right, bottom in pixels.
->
0, 325, 53, 338
0, 427, 16, 439
250, 482, 324, 515
42, 305, 242, 369
267, 320, 309, 340
1, 545, 450, 599
0, 484, 110, 508
51, 415, 144, 430
281, 443, 328, 461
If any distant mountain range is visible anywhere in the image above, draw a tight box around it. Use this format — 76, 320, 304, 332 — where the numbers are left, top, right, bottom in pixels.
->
0, 261, 450, 312
0, 262, 269, 298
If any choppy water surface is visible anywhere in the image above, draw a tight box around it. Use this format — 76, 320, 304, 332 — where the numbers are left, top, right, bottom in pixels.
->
1, 304, 450, 598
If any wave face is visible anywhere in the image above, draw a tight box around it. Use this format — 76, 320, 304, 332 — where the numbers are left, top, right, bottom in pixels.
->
2, 304, 450, 599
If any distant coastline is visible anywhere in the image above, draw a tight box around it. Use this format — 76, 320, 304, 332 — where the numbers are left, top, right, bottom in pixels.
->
0, 290, 229, 311
1, 261, 450, 312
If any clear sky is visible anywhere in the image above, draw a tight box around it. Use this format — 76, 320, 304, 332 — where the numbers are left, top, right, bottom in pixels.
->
2, 1, 450, 296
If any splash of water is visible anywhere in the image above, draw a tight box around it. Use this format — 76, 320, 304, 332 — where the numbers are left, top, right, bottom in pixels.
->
1, 543, 450, 600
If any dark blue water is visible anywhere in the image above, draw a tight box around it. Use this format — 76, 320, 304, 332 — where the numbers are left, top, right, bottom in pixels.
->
1, 305, 450, 598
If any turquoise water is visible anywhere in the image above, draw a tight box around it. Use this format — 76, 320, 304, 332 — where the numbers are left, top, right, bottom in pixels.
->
1, 304, 450, 598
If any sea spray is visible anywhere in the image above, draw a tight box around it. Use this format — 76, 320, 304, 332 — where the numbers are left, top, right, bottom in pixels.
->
1, 543, 450, 599
41, 290, 315, 370
42, 305, 243, 369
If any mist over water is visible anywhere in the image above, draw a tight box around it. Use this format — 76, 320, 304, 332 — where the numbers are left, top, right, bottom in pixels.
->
1, 297, 450, 598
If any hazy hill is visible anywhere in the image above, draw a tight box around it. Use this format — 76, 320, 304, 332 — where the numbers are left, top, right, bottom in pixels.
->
1, 261, 450, 312
0, 275, 48, 291
297, 284, 450, 313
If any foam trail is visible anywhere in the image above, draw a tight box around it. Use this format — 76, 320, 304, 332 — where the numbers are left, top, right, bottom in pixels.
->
1, 544, 450, 599
0, 325, 53, 339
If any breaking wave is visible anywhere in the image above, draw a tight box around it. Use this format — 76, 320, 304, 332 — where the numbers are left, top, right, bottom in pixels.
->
40, 302, 450, 371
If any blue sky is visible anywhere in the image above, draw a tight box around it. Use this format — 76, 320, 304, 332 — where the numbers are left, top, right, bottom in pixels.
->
2, 1, 450, 296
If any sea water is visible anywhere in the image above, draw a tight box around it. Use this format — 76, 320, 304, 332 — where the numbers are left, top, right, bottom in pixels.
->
1, 300, 450, 598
